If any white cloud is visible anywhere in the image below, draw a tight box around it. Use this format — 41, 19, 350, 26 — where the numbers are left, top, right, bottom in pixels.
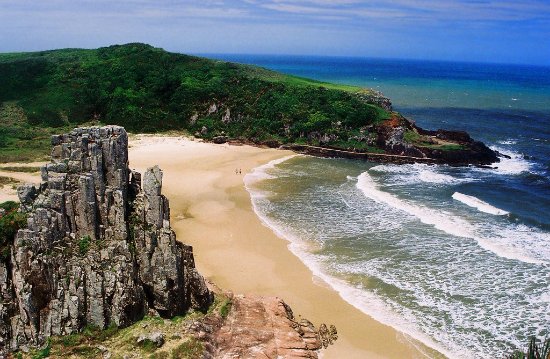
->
255, 0, 550, 23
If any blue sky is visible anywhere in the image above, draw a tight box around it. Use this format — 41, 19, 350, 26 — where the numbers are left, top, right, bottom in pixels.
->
0, 0, 549, 65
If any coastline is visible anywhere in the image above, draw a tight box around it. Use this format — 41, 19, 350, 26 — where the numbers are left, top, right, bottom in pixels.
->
0, 135, 444, 358
128, 135, 444, 359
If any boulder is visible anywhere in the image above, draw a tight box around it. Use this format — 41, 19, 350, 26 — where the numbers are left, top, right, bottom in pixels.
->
137, 332, 165, 348
212, 136, 228, 144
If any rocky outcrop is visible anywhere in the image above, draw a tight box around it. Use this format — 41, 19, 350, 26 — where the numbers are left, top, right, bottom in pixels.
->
355, 90, 393, 111
373, 115, 499, 166
0, 126, 212, 354
213, 295, 330, 358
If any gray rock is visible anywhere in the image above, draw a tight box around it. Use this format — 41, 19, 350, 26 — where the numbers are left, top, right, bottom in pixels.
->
16, 184, 37, 212
0, 126, 212, 355
137, 332, 165, 348
212, 136, 228, 144
222, 108, 231, 123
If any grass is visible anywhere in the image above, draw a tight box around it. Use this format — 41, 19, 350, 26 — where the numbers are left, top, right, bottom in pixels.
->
425, 143, 466, 151
219, 299, 232, 319
403, 129, 466, 151
136, 338, 159, 353
244, 64, 364, 93
13, 292, 232, 358
29, 339, 51, 359
170, 339, 204, 359
403, 129, 421, 143
0, 166, 41, 172
0, 176, 18, 186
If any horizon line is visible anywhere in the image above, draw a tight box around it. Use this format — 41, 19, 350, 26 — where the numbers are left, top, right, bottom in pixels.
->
193, 51, 550, 69
0, 42, 548, 68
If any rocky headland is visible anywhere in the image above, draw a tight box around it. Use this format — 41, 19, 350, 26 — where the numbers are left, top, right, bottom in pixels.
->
281, 113, 499, 167
0, 126, 332, 358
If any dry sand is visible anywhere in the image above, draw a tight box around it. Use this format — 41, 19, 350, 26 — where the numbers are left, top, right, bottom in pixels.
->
128, 135, 443, 359
0, 163, 42, 202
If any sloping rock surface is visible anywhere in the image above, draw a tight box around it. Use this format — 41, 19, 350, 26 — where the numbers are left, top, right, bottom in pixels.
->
212, 295, 332, 359
0, 126, 211, 354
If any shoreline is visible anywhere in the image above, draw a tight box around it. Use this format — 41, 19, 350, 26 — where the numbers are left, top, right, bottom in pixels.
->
128, 135, 444, 358
0, 135, 444, 358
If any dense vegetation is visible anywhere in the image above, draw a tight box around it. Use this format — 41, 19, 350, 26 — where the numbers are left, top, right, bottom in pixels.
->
0, 43, 390, 161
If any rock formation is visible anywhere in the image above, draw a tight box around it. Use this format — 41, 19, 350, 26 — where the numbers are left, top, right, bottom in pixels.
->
212, 295, 334, 359
0, 126, 212, 354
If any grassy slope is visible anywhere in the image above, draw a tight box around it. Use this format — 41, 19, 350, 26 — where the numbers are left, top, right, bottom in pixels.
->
0, 43, 392, 162
15, 292, 232, 359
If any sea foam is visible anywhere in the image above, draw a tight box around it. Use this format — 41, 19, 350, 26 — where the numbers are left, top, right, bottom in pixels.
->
243, 155, 297, 187
357, 172, 474, 238
356, 171, 546, 265
371, 163, 473, 185
245, 164, 459, 359
418, 170, 461, 184
244, 157, 550, 359
489, 146, 532, 175
452, 192, 509, 215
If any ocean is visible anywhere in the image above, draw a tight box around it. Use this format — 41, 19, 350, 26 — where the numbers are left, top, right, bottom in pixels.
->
205, 54, 550, 358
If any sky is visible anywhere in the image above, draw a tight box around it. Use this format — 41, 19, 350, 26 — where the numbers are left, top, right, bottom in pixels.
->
0, 0, 549, 66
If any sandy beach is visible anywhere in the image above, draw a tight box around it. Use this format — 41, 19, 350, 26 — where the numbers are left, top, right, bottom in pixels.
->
0, 135, 441, 358
128, 135, 441, 359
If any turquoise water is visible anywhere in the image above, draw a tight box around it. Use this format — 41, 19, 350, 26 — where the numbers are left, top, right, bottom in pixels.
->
207, 55, 550, 358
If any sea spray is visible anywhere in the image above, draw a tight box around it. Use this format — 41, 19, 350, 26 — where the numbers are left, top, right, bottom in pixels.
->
487, 146, 532, 175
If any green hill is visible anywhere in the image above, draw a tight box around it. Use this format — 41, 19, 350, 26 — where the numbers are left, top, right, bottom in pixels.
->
0, 44, 389, 156
0, 43, 498, 165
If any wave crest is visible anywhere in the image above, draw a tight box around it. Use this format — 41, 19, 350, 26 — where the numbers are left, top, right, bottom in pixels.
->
452, 192, 509, 216
356, 171, 546, 265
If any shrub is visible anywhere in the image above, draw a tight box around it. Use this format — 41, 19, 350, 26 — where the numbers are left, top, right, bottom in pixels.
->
78, 235, 92, 255
0, 201, 27, 257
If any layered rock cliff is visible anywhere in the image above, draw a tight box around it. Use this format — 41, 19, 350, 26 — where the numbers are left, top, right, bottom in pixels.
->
0, 126, 212, 354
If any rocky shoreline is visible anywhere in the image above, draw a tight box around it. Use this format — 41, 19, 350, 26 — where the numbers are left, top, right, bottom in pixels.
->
215, 115, 500, 167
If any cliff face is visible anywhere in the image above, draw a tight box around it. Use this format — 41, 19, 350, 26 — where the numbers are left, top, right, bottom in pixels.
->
0, 126, 212, 354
